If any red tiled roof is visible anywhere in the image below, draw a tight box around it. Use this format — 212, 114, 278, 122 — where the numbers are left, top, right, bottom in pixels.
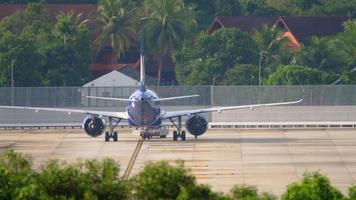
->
276, 16, 348, 43
208, 16, 278, 34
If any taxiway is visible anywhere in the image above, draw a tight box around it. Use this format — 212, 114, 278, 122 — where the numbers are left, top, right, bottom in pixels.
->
0, 128, 356, 196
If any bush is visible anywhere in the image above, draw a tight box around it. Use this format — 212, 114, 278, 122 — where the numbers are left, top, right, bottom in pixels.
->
36, 159, 129, 200
222, 64, 259, 85
281, 171, 344, 200
229, 185, 277, 200
131, 161, 196, 200
348, 185, 356, 200
3, 150, 356, 199
0, 150, 34, 199
266, 65, 337, 85
177, 184, 227, 200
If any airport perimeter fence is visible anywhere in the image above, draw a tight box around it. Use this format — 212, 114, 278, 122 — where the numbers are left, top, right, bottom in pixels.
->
0, 85, 355, 107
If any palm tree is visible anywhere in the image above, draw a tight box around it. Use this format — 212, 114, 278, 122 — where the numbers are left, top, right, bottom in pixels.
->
143, 0, 196, 86
253, 24, 291, 85
54, 12, 86, 44
96, 0, 137, 60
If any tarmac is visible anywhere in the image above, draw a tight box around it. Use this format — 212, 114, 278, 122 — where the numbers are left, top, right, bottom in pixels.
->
1, 128, 356, 196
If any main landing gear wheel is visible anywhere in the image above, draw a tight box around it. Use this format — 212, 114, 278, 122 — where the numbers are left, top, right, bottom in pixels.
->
172, 130, 186, 141
173, 131, 178, 141
143, 132, 152, 140
171, 116, 187, 141
142, 130, 152, 140
105, 117, 121, 142
181, 130, 186, 141
105, 131, 118, 142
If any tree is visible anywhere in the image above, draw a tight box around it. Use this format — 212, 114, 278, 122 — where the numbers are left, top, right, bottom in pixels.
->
254, 24, 290, 84
329, 21, 356, 70
266, 65, 337, 85
132, 161, 196, 200
222, 64, 259, 85
174, 28, 259, 85
239, 0, 287, 16
229, 184, 277, 200
297, 36, 340, 72
177, 184, 226, 200
281, 171, 344, 200
143, 0, 196, 86
0, 3, 51, 87
36, 159, 129, 199
40, 11, 92, 86
96, 0, 137, 60
0, 150, 36, 200
214, 0, 243, 16
348, 185, 356, 200
0, 31, 44, 87
0, 3, 93, 87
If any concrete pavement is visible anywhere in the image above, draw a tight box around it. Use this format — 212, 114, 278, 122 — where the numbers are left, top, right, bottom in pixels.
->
0, 128, 356, 196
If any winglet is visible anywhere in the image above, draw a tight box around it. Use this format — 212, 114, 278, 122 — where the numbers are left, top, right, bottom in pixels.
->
297, 98, 303, 103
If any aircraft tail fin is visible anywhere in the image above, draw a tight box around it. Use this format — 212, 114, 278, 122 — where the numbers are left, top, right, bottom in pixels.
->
139, 38, 146, 92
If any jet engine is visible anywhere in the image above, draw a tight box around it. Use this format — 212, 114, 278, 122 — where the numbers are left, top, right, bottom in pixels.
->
83, 116, 106, 137
185, 114, 208, 137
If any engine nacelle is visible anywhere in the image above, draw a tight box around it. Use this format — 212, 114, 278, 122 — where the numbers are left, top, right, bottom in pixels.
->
185, 114, 208, 137
82, 116, 106, 137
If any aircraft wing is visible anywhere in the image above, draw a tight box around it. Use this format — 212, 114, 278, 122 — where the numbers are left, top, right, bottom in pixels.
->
161, 99, 303, 119
0, 105, 129, 119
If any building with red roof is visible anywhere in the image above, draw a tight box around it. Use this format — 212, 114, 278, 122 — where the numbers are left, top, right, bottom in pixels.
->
208, 16, 348, 49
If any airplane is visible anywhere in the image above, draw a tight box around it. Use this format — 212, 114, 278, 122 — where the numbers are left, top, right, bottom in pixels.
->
0, 41, 302, 142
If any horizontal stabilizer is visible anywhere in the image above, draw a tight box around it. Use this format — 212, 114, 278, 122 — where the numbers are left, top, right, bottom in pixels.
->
153, 94, 199, 102
86, 96, 130, 101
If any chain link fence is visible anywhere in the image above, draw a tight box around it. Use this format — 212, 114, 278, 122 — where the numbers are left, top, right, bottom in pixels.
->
0, 85, 355, 107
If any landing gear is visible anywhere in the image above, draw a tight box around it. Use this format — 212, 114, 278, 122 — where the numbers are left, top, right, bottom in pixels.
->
105, 131, 118, 142
170, 116, 186, 141
142, 130, 152, 140
105, 117, 121, 142
181, 130, 186, 141
173, 131, 178, 141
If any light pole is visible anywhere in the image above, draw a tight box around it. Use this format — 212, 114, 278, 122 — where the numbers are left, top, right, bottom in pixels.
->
11, 59, 14, 106
258, 52, 264, 86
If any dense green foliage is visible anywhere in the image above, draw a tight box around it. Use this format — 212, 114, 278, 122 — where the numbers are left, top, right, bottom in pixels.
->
1, 0, 356, 86
0, 3, 92, 86
266, 65, 337, 85
96, 0, 137, 61
143, 0, 196, 85
0, 0, 98, 4
3, 150, 356, 199
132, 161, 195, 199
174, 28, 258, 85
222, 64, 259, 85
229, 185, 277, 200
0, 150, 129, 199
174, 20, 356, 85
282, 171, 344, 200
173, 0, 356, 86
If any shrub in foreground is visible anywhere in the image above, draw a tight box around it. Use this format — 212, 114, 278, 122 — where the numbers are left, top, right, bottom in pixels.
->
0, 150, 129, 199
229, 185, 277, 200
132, 160, 229, 200
281, 171, 344, 200
3, 150, 356, 200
